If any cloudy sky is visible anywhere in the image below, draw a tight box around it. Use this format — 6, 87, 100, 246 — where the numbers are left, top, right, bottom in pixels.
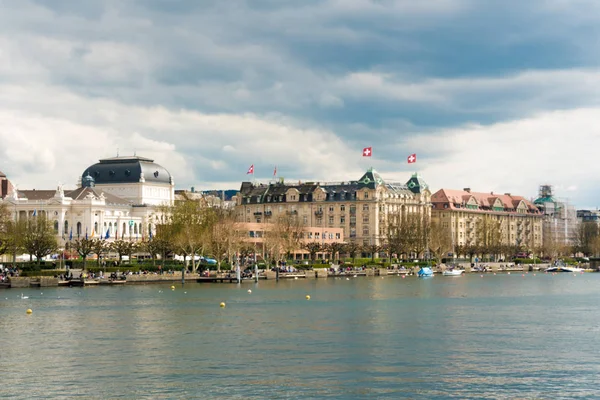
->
1, 0, 598, 207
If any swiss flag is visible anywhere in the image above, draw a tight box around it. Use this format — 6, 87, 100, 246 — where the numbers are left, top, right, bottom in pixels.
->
362, 147, 372, 157
407, 153, 417, 164
247, 164, 254, 174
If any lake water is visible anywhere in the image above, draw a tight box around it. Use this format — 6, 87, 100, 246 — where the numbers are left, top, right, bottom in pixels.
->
2, 273, 600, 399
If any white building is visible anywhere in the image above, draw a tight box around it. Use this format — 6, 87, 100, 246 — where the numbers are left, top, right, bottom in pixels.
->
1, 156, 175, 248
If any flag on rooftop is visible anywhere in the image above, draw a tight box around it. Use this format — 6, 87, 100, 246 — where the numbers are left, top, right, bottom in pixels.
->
407, 153, 417, 164
247, 164, 254, 174
362, 147, 372, 157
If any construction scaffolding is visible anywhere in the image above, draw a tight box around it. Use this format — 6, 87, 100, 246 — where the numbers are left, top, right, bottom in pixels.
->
534, 185, 578, 246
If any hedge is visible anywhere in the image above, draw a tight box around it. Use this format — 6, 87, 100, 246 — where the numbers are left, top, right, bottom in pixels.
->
513, 258, 542, 264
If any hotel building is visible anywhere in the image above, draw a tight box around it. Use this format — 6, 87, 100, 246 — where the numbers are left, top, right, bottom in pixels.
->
234, 169, 432, 246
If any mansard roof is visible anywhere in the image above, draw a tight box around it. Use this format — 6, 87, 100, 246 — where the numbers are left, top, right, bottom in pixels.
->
431, 188, 541, 215
238, 169, 420, 204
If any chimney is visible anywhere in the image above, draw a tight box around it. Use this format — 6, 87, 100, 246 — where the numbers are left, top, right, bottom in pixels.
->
504, 192, 511, 196
463, 188, 471, 193
490, 191, 494, 195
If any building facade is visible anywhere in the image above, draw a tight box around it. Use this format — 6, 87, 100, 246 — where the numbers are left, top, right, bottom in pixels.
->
234, 169, 431, 246
0, 171, 13, 199
533, 185, 578, 246
0, 156, 175, 252
431, 188, 543, 252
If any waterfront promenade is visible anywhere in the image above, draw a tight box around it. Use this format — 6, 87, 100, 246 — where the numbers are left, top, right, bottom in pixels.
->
2, 262, 578, 289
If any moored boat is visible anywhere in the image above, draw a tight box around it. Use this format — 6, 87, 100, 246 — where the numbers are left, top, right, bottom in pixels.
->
418, 267, 434, 277
442, 269, 464, 276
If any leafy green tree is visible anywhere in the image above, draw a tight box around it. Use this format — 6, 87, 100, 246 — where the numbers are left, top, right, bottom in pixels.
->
327, 242, 346, 263
22, 216, 59, 265
90, 238, 107, 266
71, 238, 94, 268
302, 241, 322, 262
109, 239, 136, 264
344, 242, 361, 263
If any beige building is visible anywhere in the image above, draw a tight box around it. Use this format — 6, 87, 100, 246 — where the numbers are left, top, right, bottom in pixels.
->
431, 188, 543, 253
235, 169, 431, 246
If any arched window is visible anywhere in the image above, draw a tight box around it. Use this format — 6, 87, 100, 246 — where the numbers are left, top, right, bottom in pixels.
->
108, 222, 113, 234
122, 223, 126, 236
148, 223, 152, 236
64, 220, 69, 235
134, 224, 138, 234
53, 220, 59, 234
94, 222, 98, 235
77, 222, 82, 236
138, 223, 142, 236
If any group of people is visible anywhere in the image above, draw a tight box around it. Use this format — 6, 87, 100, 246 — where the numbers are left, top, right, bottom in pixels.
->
0, 264, 19, 283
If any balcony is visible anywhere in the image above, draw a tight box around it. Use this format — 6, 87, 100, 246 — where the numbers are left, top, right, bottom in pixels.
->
264, 211, 272, 216
253, 212, 263, 216
287, 210, 298, 215
314, 210, 323, 216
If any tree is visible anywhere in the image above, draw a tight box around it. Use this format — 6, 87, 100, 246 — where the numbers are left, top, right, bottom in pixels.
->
211, 209, 244, 271
22, 216, 59, 265
429, 221, 453, 262
302, 241, 322, 262
475, 215, 503, 261
0, 202, 11, 256
169, 200, 215, 272
91, 239, 107, 266
344, 241, 361, 263
272, 213, 304, 261
71, 238, 94, 268
362, 243, 383, 263
327, 242, 346, 263
110, 239, 135, 264
574, 221, 599, 257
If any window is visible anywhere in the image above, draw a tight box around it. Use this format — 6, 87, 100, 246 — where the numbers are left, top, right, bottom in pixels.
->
94, 222, 98, 234
303, 216, 308, 225
335, 233, 341, 240
316, 217, 322, 225
364, 192, 369, 199
329, 206, 334, 212
329, 216, 334, 224
77, 222, 82, 236
363, 216, 369, 223
340, 216, 346, 223
315, 232, 320, 239
53, 220, 59, 234
340, 205, 346, 212
291, 195, 296, 200
329, 233, 334, 240
308, 232, 313, 239
363, 204, 369, 211
134, 224, 138, 234
363, 227, 369, 235
64, 220, 69, 235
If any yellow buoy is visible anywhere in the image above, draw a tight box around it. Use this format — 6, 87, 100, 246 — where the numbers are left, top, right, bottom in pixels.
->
26, 309, 32, 314
170, 285, 175, 290
305, 295, 311, 300
220, 302, 226, 308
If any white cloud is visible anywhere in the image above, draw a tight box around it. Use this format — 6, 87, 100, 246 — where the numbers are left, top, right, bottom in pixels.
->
0, 84, 363, 190
396, 107, 600, 205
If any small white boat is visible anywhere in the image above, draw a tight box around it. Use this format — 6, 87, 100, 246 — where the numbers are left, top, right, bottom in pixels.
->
442, 269, 464, 276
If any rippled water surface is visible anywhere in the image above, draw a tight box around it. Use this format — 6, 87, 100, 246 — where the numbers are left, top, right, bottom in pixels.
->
2, 273, 600, 399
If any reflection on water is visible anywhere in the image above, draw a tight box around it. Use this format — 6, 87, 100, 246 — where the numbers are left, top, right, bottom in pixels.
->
1, 274, 600, 399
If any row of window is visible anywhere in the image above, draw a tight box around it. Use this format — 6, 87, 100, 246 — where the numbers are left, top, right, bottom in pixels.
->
51, 220, 151, 237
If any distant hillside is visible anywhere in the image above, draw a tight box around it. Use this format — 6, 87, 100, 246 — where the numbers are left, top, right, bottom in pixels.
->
202, 189, 238, 201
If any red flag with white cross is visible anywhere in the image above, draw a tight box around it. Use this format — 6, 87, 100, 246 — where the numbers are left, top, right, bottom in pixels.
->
362, 147, 372, 157
247, 164, 254, 174
407, 153, 417, 164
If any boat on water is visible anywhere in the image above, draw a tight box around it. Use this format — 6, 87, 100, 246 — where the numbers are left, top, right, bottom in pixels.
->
442, 269, 464, 276
418, 267, 434, 277
545, 265, 584, 273
545, 260, 584, 273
